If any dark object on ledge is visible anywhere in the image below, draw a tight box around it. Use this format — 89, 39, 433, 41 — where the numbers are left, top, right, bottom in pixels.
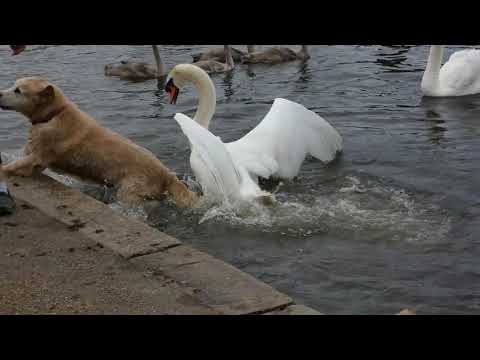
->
0, 155, 16, 216
0, 192, 16, 216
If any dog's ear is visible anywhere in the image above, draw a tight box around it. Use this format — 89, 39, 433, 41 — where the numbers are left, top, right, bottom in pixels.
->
38, 85, 55, 103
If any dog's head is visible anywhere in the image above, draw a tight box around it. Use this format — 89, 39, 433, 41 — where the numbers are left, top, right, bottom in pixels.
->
0, 78, 60, 119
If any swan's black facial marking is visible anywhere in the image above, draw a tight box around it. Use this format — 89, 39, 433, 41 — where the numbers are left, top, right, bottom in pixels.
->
165, 78, 180, 105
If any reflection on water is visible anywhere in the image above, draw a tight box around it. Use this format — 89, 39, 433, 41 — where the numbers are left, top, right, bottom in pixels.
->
1, 45, 479, 314
420, 94, 480, 145
375, 47, 409, 70
221, 71, 235, 99
374, 46, 424, 74
294, 61, 312, 90
245, 65, 256, 78
425, 112, 447, 145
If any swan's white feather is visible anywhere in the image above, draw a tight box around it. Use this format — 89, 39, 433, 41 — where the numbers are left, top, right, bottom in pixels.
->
440, 49, 480, 94
174, 113, 265, 201
447, 49, 480, 62
226, 98, 343, 180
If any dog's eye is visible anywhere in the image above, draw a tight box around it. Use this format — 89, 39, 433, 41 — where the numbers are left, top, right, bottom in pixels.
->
14, 87, 21, 94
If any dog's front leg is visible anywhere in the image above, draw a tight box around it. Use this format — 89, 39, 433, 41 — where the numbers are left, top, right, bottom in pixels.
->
24, 141, 33, 156
2, 155, 46, 177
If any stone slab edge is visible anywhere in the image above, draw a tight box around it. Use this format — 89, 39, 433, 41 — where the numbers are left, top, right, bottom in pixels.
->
8, 173, 180, 259
263, 305, 324, 315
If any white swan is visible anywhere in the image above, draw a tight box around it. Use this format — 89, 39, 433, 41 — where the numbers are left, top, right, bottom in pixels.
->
164, 64, 343, 202
421, 45, 480, 97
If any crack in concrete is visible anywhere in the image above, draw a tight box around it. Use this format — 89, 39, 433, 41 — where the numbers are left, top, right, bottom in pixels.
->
126, 243, 182, 260
245, 302, 295, 315
172, 261, 203, 269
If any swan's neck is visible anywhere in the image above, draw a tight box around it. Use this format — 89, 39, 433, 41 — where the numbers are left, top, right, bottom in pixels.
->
224, 45, 234, 68
247, 45, 255, 53
152, 45, 164, 76
422, 45, 444, 94
298, 45, 310, 59
188, 66, 216, 128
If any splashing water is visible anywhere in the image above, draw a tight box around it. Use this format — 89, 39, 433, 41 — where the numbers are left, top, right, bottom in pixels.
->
183, 174, 451, 243
108, 201, 148, 222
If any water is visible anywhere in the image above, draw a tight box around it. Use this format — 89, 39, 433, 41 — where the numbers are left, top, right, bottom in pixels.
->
1, 45, 479, 314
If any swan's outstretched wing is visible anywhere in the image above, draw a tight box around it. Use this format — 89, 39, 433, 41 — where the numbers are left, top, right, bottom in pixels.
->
441, 49, 480, 94
226, 98, 343, 180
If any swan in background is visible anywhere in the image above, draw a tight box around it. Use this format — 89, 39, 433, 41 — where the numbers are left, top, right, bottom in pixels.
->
421, 45, 480, 97
105, 45, 167, 82
191, 46, 245, 63
164, 64, 342, 202
241, 45, 310, 64
192, 45, 235, 74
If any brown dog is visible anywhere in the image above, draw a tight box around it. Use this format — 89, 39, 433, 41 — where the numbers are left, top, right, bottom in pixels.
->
0, 77, 197, 207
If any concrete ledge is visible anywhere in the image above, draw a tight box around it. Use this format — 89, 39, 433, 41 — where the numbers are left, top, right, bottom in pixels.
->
130, 245, 293, 315
9, 174, 180, 259
4, 171, 321, 315
1, 199, 218, 314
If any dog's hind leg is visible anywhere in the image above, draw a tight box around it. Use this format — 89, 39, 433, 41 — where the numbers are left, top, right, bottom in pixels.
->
166, 177, 199, 209
117, 176, 198, 209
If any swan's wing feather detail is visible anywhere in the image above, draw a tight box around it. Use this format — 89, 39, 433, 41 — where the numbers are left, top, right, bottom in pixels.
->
226, 98, 343, 179
224, 144, 279, 179
447, 49, 480, 62
174, 113, 242, 199
441, 49, 480, 93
